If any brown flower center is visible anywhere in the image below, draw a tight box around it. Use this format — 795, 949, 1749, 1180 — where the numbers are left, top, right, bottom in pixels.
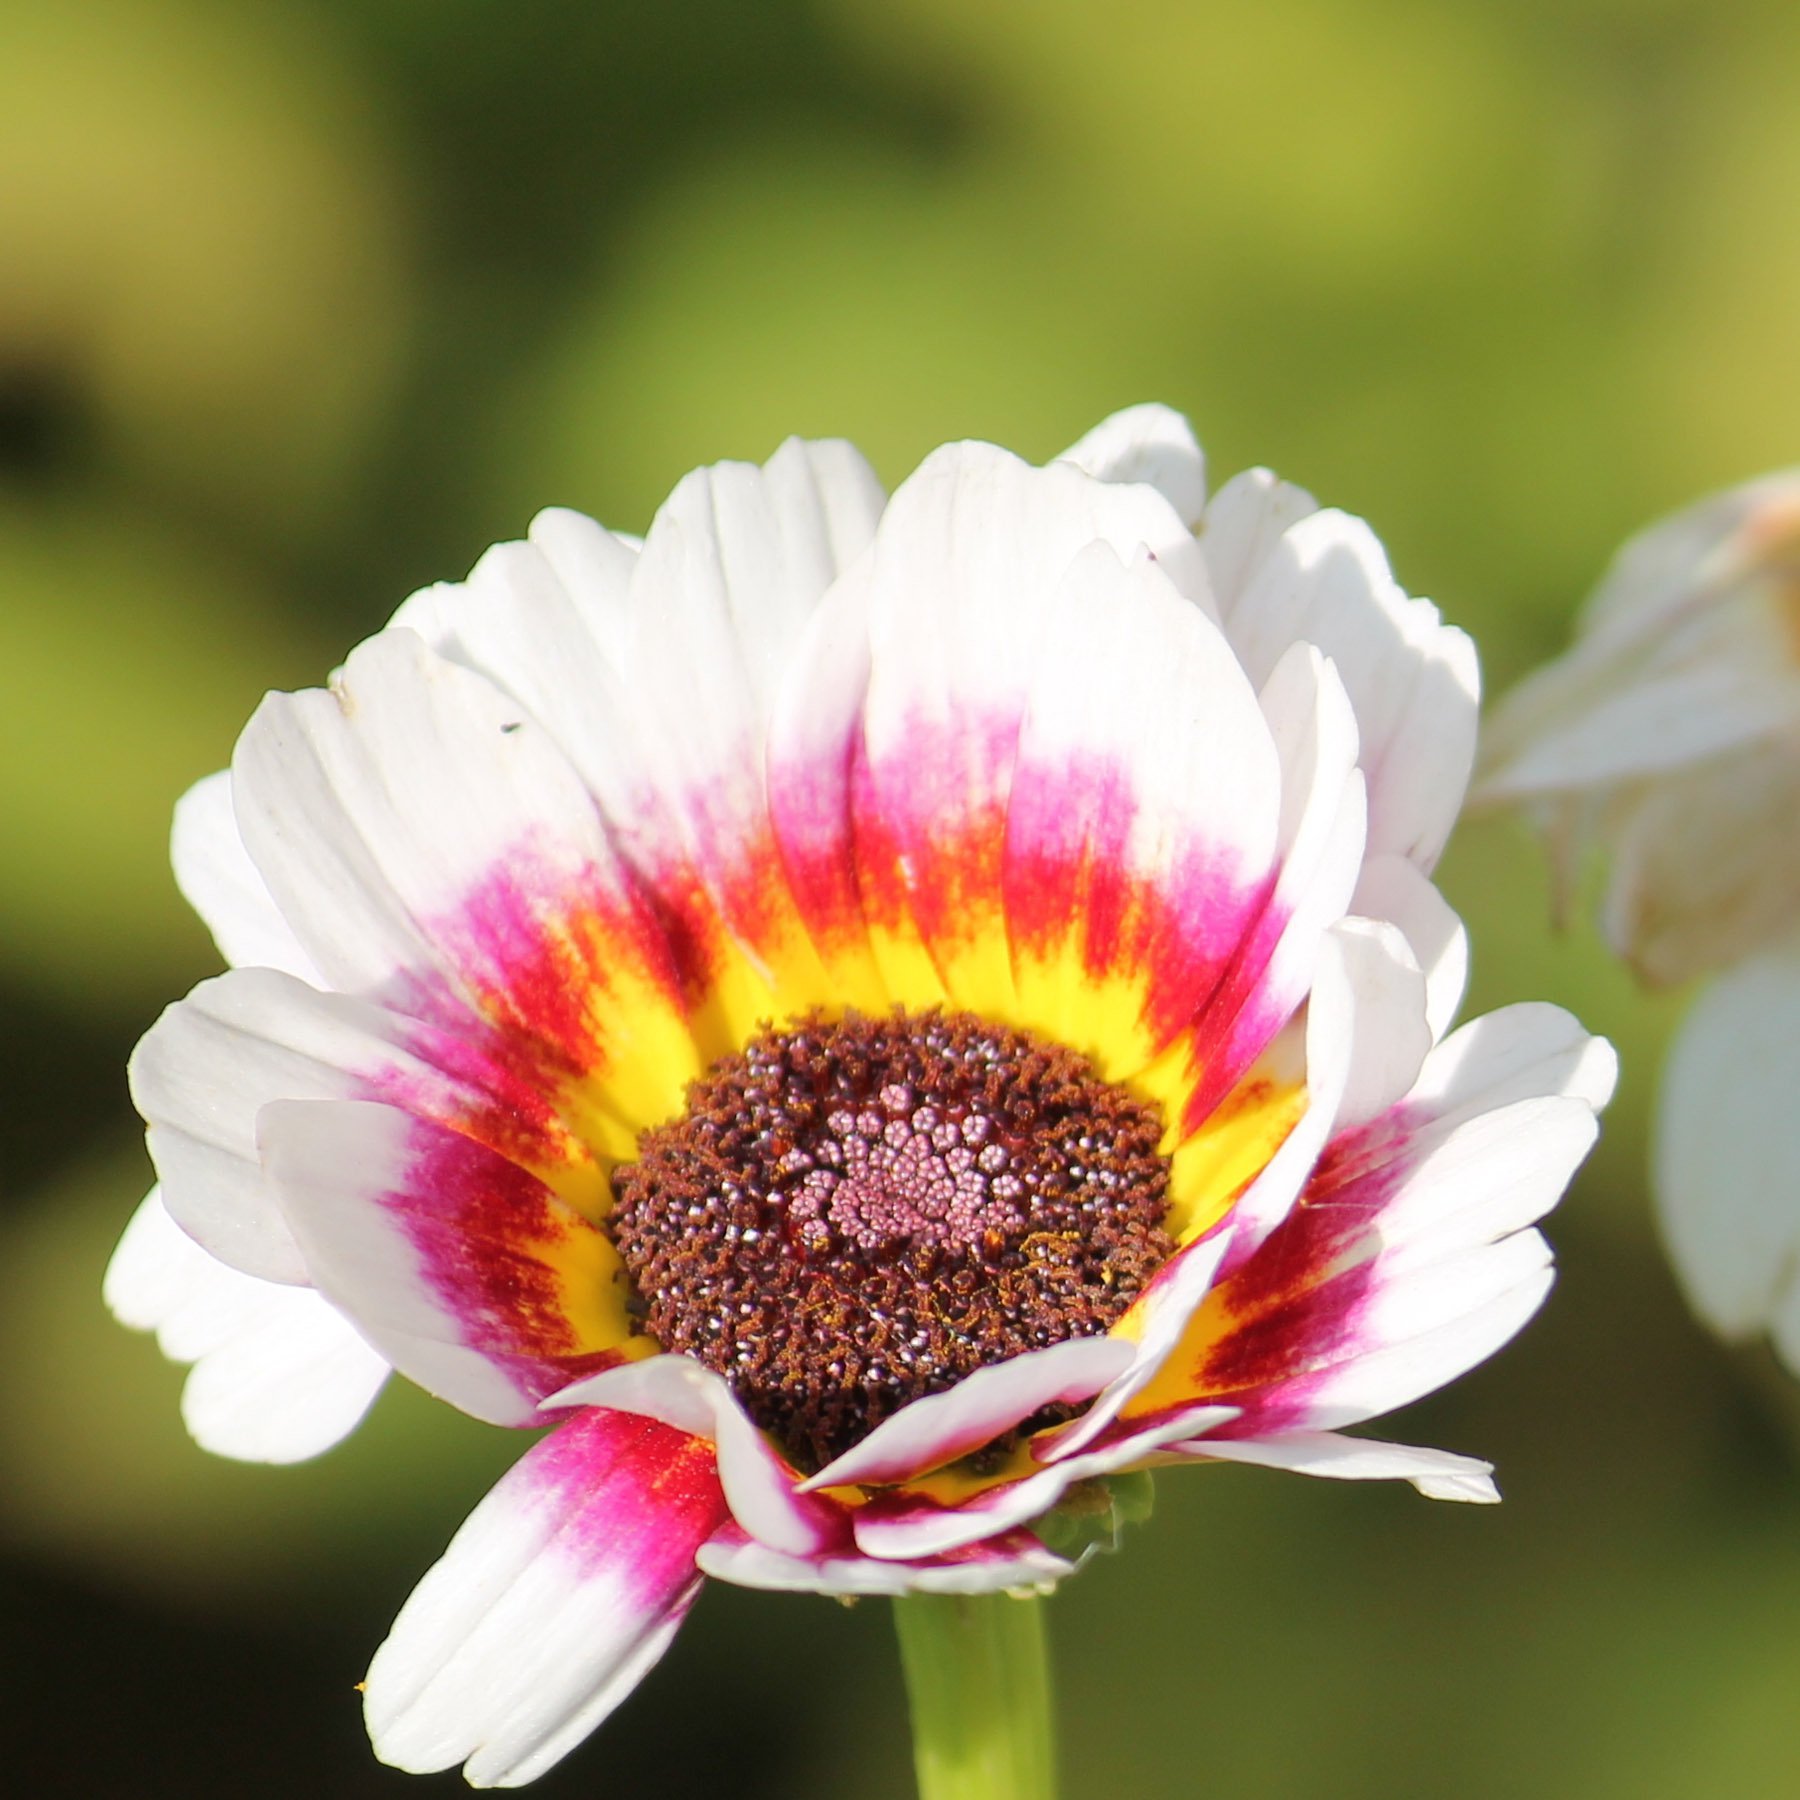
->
608, 1009, 1174, 1471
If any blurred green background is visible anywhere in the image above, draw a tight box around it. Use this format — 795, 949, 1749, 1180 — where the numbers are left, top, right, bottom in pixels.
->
4, 0, 1799, 1793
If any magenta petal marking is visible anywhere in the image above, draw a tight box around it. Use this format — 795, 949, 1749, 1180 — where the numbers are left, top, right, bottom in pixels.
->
1185, 1119, 1422, 1436
1005, 748, 1270, 1052
765, 590, 878, 964
385, 1120, 614, 1385
395, 828, 688, 1084
857, 708, 1020, 968
522, 1409, 726, 1579
551, 1356, 852, 1558
263, 1098, 624, 1425
365, 1408, 727, 1784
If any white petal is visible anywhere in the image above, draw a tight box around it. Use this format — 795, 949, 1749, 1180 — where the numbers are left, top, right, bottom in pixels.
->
627, 437, 885, 732
1479, 659, 1797, 799
1225, 509, 1478, 870
386, 525, 643, 823
1581, 470, 1800, 640
1058, 404, 1208, 529
1047, 926, 1370, 1466
1328, 916, 1433, 1133
860, 440, 1210, 795
1351, 853, 1468, 1041
619, 438, 886, 819
1106, 991, 1608, 1449
170, 771, 321, 981
1366, 1099, 1603, 1267
1206, 899, 1364, 1262
132, 965, 590, 1285
131, 969, 408, 1284
551, 1357, 840, 1558
1198, 466, 1318, 611
366, 1409, 725, 1787
1174, 642, 1366, 1134
104, 1188, 388, 1463
798, 1337, 1134, 1493
382, 443, 885, 1009
1179, 1430, 1499, 1503
1654, 944, 1800, 1360
1003, 542, 1284, 1064
845, 441, 1212, 1009
1295, 1250, 1555, 1431
763, 574, 880, 985
1478, 472, 1800, 804
1035, 926, 1368, 1467
1406, 1000, 1619, 1121
232, 627, 648, 1010
260, 1098, 613, 1427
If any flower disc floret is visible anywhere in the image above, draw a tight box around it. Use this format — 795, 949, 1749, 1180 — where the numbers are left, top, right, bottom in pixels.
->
610, 1009, 1174, 1469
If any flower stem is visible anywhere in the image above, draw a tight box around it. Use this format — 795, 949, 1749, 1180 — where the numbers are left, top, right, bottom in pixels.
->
891, 1593, 1058, 1800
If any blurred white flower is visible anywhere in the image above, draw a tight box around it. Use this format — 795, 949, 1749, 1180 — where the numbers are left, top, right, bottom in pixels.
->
1480, 472, 1800, 987
1480, 472, 1800, 1373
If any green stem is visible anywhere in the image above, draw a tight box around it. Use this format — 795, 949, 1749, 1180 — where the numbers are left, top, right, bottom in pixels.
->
891, 1592, 1058, 1800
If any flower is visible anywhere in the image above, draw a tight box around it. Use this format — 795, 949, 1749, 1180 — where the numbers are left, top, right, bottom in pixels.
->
1477, 470, 1800, 987
110, 405, 1613, 1786
1479, 470, 1800, 1371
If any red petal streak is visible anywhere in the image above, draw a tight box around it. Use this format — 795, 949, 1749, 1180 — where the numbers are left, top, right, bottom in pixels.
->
1123, 1115, 1407, 1437
382, 1016, 597, 1190
857, 712, 1018, 978
1172, 890, 1303, 1138
769, 726, 873, 964
396, 832, 689, 1106
392, 1122, 636, 1405
1006, 746, 1269, 1051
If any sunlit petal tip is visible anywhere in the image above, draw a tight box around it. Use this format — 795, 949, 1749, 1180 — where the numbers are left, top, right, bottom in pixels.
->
1058, 402, 1208, 528
170, 768, 321, 982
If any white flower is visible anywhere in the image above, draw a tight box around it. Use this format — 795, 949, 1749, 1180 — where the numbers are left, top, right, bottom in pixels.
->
1480, 470, 1800, 1374
111, 406, 1611, 1785
1479, 471, 1800, 986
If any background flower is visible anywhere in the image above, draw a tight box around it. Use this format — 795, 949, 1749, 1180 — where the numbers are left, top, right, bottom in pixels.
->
7, 2, 1800, 1795
1478, 472, 1800, 987
1481, 475, 1800, 1380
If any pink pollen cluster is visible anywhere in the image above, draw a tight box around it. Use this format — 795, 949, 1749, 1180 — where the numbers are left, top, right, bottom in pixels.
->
789, 1086, 1024, 1253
